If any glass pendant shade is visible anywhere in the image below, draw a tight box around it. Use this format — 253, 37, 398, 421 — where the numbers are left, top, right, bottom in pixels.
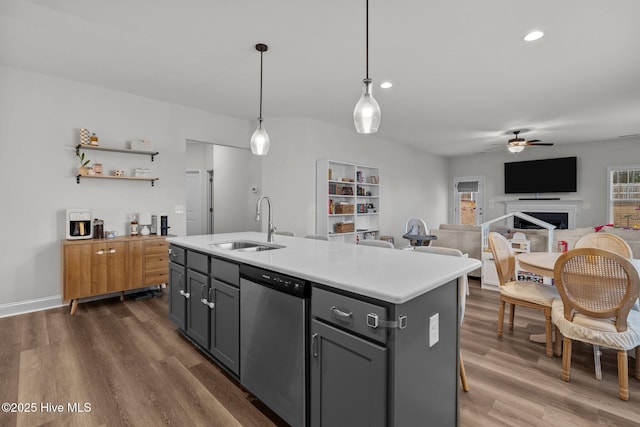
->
250, 120, 270, 155
507, 144, 525, 153
353, 78, 381, 134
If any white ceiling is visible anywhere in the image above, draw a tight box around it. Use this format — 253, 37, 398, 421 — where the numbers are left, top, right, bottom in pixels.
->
2, 0, 640, 157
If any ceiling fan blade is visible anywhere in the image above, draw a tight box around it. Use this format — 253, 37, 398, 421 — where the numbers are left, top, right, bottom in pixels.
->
526, 142, 554, 146
526, 139, 540, 143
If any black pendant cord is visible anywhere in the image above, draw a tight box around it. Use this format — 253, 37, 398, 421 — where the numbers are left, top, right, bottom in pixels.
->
365, 0, 369, 80
259, 50, 263, 121
255, 43, 268, 122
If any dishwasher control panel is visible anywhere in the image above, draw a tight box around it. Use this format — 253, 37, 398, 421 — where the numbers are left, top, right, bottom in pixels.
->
240, 264, 309, 298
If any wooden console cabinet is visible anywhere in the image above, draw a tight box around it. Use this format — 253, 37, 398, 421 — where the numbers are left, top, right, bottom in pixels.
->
62, 235, 169, 314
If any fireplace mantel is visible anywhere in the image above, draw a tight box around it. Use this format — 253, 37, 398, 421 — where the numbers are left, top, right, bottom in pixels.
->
504, 200, 581, 229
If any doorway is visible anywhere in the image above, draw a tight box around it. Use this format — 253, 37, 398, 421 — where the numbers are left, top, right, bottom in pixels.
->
453, 176, 484, 225
185, 141, 262, 235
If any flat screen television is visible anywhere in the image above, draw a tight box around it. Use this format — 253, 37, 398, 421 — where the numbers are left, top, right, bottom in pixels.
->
504, 156, 577, 194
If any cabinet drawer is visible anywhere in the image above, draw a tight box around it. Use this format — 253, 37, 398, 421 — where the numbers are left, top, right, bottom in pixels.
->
169, 245, 185, 265
211, 257, 239, 286
145, 269, 169, 285
187, 250, 209, 274
312, 287, 388, 344
145, 253, 169, 270
145, 239, 169, 254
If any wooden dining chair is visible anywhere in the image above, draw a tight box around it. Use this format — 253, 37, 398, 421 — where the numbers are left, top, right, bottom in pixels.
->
488, 232, 559, 357
575, 232, 632, 257
574, 232, 633, 380
414, 245, 469, 391
552, 248, 640, 401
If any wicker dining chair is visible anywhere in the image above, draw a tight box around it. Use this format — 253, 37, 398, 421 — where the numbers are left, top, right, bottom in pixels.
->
414, 245, 469, 391
575, 232, 632, 258
574, 232, 634, 380
552, 248, 640, 401
488, 232, 559, 357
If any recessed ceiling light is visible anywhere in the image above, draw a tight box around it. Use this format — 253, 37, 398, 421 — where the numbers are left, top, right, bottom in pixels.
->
380, 81, 392, 89
524, 31, 544, 42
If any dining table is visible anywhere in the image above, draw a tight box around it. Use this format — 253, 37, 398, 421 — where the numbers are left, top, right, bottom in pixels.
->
516, 251, 640, 344
517, 251, 640, 278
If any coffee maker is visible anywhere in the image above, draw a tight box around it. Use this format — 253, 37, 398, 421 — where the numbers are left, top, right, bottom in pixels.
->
66, 208, 93, 240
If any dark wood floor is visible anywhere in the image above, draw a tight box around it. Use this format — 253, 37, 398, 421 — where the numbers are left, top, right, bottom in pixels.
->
1, 280, 639, 427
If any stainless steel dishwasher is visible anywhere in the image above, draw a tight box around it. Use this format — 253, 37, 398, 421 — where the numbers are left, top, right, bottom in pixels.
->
240, 264, 310, 427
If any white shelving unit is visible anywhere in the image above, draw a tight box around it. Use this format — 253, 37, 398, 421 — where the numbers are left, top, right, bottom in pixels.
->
316, 160, 380, 243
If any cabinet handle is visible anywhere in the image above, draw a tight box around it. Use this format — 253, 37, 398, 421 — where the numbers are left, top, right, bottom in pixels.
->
109, 248, 116, 254
207, 288, 216, 309
96, 250, 104, 255
331, 306, 353, 322
179, 275, 190, 299
312, 333, 319, 358
201, 284, 213, 307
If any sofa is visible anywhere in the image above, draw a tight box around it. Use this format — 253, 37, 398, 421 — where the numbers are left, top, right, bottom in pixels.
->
429, 224, 640, 277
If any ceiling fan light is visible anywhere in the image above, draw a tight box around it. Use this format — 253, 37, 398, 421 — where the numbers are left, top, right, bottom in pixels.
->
508, 145, 525, 153
354, 78, 381, 134
250, 120, 270, 155
524, 31, 544, 42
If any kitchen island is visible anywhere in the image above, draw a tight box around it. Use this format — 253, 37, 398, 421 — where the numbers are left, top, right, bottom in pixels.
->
167, 232, 481, 427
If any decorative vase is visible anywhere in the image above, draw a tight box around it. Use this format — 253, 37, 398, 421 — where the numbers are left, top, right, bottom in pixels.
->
78, 167, 88, 176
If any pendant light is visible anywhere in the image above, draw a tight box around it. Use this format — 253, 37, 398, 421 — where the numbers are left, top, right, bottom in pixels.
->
251, 43, 270, 155
353, 0, 381, 134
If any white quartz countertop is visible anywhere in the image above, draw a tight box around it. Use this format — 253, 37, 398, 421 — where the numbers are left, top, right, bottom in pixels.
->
167, 232, 481, 304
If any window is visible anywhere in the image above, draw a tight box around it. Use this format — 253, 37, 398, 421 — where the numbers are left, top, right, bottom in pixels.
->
608, 166, 640, 228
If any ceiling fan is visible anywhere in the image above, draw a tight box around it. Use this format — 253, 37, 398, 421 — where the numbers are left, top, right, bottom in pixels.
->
506, 130, 554, 153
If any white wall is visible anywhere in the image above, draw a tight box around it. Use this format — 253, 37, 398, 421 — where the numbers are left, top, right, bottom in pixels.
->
448, 139, 640, 226
260, 118, 449, 243
0, 65, 248, 312
0, 65, 448, 314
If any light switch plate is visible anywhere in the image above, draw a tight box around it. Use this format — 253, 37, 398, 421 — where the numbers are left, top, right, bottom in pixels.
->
174, 205, 184, 214
429, 313, 439, 347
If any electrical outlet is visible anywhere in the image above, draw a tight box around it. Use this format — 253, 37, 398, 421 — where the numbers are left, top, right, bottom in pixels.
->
583, 203, 591, 210
429, 313, 439, 347
174, 205, 184, 214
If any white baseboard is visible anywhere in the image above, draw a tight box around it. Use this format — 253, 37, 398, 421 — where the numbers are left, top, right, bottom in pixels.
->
0, 295, 64, 319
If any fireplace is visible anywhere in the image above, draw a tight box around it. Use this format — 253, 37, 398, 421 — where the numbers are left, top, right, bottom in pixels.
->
514, 212, 569, 229
504, 200, 580, 229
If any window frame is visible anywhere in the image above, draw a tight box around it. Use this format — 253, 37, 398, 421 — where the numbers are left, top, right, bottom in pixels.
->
607, 164, 640, 226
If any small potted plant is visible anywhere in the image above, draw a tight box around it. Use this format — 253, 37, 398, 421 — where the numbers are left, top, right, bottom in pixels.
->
77, 151, 91, 176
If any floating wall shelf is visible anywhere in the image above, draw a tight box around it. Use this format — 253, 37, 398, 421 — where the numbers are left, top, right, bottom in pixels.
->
75, 144, 158, 161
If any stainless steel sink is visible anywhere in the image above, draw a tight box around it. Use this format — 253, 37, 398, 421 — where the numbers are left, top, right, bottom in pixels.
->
211, 240, 285, 252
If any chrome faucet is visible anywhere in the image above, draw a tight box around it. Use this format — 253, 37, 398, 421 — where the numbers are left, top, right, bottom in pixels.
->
255, 196, 276, 243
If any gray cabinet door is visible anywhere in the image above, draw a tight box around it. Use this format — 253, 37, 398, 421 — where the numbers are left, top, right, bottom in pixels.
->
186, 269, 209, 348
209, 279, 240, 376
168, 262, 186, 329
311, 319, 387, 427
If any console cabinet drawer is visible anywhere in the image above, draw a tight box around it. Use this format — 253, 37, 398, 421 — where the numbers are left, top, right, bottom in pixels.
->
145, 239, 169, 254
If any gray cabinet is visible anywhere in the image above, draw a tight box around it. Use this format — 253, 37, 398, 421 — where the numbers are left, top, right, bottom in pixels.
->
207, 257, 240, 376
168, 244, 187, 329
310, 281, 459, 427
310, 319, 386, 427
167, 244, 240, 378
168, 261, 186, 329
186, 268, 210, 348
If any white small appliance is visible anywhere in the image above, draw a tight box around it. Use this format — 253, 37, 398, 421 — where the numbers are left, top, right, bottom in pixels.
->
66, 208, 93, 240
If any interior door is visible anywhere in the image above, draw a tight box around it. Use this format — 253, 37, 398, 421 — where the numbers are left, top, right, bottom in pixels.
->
185, 170, 203, 235
453, 176, 484, 225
